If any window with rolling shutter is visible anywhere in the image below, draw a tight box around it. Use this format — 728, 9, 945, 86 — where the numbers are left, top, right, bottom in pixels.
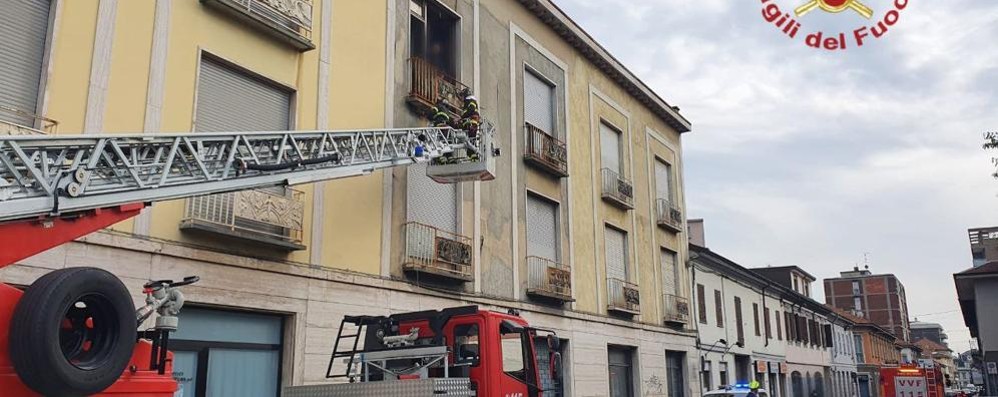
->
661, 249, 678, 296
526, 194, 559, 261
196, 56, 292, 133
714, 290, 724, 327
524, 69, 555, 135
776, 310, 782, 340
696, 284, 707, 324
823, 324, 834, 348
734, 297, 744, 344
655, 159, 673, 202
600, 122, 622, 174
0, 0, 51, 126
604, 226, 628, 281
764, 307, 771, 339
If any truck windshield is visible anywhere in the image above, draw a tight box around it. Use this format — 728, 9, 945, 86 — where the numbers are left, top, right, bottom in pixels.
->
499, 320, 529, 381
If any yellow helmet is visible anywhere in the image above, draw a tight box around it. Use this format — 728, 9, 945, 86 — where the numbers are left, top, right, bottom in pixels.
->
749, 380, 761, 390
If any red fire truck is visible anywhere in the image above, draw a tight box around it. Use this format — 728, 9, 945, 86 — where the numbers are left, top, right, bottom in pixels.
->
881, 365, 945, 397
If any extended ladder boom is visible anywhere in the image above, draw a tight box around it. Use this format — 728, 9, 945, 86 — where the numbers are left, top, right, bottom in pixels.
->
0, 124, 489, 223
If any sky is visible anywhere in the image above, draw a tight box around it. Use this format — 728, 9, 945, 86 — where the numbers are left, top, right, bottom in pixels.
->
555, 0, 998, 352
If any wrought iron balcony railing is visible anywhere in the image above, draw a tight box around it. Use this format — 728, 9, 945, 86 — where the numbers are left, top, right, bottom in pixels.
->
407, 57, 468, 118
201, 0, 314, 51
601, 168, 634, 209
181, 188, 306, 250
526, 256, 573, 302
524, 123, 568, 177
402, 222, 474, 282
0, 105, 57, 135
607, 278, 640, 315
655, 198, 683, 233
663, 294, 690, 326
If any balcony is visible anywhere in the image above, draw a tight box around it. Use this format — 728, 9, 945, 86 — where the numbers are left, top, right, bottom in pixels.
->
526, 256, 573, 302
663, 294, 690, 326
180, 188, 306, 251
0, 105, 57, 135
402, 222, 474, 282
600, 168, 634, 209
607, 278, 640, 315
655, 199, 683, 233
524, 123, 569, 177
201, 0, 314, 51
407, 57, 468, 119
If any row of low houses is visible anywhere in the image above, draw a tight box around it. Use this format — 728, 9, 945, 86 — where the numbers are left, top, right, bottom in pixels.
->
689, 220, 915, 397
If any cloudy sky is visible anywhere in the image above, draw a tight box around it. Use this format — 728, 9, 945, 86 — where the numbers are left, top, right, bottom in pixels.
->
555, 0, 998, 351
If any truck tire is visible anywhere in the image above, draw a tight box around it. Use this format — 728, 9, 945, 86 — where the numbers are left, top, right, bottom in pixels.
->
9, 267, 137, 397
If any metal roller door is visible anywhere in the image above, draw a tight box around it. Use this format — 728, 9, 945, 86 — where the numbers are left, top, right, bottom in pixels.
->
604, 226, 628, 281
196, 56, 292, 133
600, 123, 621, 173
526, 194, 559, 261
524, 70, 555, 134
0, 0, 51, 126
407, 163, 457, 232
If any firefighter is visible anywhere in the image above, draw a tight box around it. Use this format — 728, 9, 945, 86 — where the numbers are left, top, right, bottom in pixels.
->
747, 380, 762, 397
459, 93, 481, 138
430, 100, 455, 164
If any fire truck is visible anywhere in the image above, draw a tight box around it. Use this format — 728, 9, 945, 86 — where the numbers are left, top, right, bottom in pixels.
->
0, 118, 562, 396
881, 364, 945, 397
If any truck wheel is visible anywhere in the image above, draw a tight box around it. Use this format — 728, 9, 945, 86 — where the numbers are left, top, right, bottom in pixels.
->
9, 267, 137, 397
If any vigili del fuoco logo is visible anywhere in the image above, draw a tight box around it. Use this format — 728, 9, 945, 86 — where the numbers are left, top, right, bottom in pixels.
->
761, 0, 909, 50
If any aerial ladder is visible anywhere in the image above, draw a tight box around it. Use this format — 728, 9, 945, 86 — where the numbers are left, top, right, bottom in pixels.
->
0, 120, 498, 396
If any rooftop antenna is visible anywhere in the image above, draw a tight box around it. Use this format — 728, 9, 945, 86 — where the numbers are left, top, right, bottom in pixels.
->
863, 252, 870, 270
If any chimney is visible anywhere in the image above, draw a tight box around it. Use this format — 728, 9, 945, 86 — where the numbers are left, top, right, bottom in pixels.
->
688, 219, 706, 247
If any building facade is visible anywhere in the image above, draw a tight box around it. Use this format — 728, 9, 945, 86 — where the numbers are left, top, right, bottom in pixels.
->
0, 0, 699, 396
910, 322, 950, 347
969, 227, 998, 268
824, 267, 911, 342
955, 262, 998, 396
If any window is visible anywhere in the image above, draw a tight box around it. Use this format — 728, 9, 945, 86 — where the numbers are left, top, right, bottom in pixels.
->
853, 297, 863, 312
524, 69, 556, 135
666, 351, 687, 397
0, 0, 51, 127
409, 0, 458, 77
499, 321, 529, 381
852, 281, 861, 295
196, 55, 292, 133
527, 194, 560, 262
793, 277, 799, 292
854, 335, 865, 363
776, 310, 782, 340
719, 362, 729, 387
655, 159, 674, 202
714, 290, 724, 328
697, 284, 708, 324
734, 297, 744, 344
764, 308, 772, 339
662, 249, 679, 296
605, 226, 629, 282
171, 308, 284, 397
453, 324, 480, 366
600, 122, 623, 174
608, 346, 635, 397
702, 360, 713, 392
823, 325, 834, 348
753, 303, 761, 337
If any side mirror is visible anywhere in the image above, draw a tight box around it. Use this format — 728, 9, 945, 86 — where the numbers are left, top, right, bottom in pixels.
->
548, 335, 561, 351
551, 351, 563, 378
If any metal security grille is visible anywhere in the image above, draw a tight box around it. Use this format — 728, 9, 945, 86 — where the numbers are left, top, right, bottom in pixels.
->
604, 226, 627, 281
662, 248, 678, 296
600, 122, 621, 174
196, 56, 292, 133
655, 159, 672, 201
524, 70, 555, 135
526, 194, 559, 261
0, 0, 50, 126
407, 163, 457, 232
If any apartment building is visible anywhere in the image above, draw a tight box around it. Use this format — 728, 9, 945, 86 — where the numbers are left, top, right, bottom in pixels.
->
690, 225, 857, 397
911, 322, 950, 347
0, 0, 696, 395
825, 267, 911, 341
969, 227, 998, 267
955, 262, 998, 396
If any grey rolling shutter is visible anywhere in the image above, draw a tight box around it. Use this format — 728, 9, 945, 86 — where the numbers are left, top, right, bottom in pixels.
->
523, 70, 555, 135
655, 160, 672, 201
407, 163, 457, 232
604, 226, 627, 281
526, 195, 559, 261
196, 56, 291, 132
600, 123, 621, 174
662, 249, 677, 295
0, 0, 51, 126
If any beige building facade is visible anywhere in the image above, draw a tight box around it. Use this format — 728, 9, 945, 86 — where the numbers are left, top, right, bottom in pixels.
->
1, 0, 695, 395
